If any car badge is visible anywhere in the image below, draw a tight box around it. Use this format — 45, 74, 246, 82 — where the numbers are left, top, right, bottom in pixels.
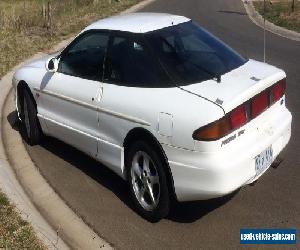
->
250, 76, 261, 82
215, 98, 223, 105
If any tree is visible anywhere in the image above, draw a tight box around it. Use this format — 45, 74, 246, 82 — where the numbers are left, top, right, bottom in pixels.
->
291, 0, 295, 12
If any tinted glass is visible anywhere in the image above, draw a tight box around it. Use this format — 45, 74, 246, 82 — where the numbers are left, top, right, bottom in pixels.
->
104, 34, 170, 87
59, 32, 109, 81
145, 21, 247, 85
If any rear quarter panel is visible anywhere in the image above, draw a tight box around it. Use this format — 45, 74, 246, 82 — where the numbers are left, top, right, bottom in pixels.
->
99, 83, 224, 151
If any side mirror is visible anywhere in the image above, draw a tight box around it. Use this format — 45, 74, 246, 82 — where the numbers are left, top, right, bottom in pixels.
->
45, 57, 58, 73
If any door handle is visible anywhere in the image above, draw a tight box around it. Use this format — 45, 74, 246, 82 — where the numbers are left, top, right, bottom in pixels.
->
95, 86, 103, 102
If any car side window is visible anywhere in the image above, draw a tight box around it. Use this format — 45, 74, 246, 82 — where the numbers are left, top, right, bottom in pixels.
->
103, 34, 169, 87
58, 32, 109, 81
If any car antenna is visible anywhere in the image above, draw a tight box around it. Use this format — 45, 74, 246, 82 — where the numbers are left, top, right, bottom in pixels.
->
263, 0, 266, 62
263, 0, 272, 63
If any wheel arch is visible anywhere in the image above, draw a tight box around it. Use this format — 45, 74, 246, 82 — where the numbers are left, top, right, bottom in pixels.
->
123, 127, 177, 200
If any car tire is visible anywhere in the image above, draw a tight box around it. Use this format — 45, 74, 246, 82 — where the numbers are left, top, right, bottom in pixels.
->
126, 140, 170, 222
20, 88, 42, 145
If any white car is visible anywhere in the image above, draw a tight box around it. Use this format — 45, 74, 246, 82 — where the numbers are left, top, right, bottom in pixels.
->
13, 13, 292, 221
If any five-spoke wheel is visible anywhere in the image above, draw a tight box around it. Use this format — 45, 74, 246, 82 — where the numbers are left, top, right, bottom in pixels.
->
131, 151, 161, 211
127, 140, 170, 222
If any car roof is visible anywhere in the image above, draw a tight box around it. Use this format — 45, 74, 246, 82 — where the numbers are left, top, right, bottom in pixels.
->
83, 12, 190, 33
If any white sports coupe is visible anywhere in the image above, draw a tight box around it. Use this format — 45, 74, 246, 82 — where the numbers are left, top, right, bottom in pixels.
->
13, 13, 292, 221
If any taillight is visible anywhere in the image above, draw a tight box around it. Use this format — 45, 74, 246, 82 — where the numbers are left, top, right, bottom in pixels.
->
271, 78, 286, 103
193, 78, 286, 141
251, 90, 269, 118
192, 105, 247, 141
192, 116, 231, 141
230, 105, 247, 129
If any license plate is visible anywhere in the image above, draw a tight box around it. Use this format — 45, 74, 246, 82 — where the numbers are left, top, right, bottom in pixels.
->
255, 146, 273, 175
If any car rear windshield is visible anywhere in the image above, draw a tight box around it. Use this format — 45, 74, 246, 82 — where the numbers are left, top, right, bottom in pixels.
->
145, 21, 247, 85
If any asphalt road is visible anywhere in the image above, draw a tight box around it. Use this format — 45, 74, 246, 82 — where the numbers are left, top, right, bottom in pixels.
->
22, 0, 300, 249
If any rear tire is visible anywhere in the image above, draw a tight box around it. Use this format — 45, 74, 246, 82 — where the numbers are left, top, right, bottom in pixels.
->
126, 140, 170, 222
20, 88, 42, 145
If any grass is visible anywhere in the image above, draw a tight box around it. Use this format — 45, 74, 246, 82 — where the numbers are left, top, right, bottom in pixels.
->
0, 0, 141, 248
0, 192, 45, 249
0, 0, 141, 78
253, 0, 300, 32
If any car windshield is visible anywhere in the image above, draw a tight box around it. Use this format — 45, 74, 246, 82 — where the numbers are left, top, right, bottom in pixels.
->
145, 21, 247, 85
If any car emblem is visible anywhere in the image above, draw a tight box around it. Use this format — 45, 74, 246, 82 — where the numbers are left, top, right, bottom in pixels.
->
250, 76, 261, 82
215, 98, 223, 105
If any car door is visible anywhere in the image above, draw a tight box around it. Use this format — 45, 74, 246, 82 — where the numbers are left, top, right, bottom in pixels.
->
95, 32, 171, 176
37, 31, 109, 158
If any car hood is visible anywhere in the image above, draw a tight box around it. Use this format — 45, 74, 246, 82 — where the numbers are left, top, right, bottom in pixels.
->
181, 59, 286, 113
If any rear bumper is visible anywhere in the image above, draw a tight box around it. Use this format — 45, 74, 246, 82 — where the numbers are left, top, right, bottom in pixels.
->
165, 104, 292, 202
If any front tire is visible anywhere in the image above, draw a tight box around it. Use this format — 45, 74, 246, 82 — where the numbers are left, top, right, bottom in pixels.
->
20, 89, 42, 145
126, 140, 170, 222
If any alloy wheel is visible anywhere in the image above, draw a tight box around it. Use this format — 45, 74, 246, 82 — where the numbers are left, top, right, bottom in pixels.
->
131, 151, 160, 211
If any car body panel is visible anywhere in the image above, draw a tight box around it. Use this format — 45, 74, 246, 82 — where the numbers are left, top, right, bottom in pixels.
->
36, 72, 101, 158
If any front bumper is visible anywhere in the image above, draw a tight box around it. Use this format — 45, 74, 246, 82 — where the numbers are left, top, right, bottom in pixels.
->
164, 104, 292, 202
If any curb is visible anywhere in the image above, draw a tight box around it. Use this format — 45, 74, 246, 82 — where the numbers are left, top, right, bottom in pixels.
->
0, 67, 69, 250
121, 0, 156, 14
243, 0, 300, 42
0, 0, 155, 249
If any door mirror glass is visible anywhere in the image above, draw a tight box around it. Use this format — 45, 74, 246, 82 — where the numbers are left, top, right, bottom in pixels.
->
46, 57, 58, 72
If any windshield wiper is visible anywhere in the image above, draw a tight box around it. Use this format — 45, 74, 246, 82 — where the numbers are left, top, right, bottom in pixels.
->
190, 60, 221, 83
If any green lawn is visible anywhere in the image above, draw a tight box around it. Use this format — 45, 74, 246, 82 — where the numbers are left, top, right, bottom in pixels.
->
253, 0, 300, 32
0, 192, 45, 249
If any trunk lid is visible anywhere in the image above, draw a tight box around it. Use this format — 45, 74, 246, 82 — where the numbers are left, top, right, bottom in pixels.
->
181, 59, 286, 113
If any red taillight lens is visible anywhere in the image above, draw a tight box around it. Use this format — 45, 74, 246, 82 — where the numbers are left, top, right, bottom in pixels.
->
251, 90, 269, 118
230, 105, 247, 129
272, 78, 286, 103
